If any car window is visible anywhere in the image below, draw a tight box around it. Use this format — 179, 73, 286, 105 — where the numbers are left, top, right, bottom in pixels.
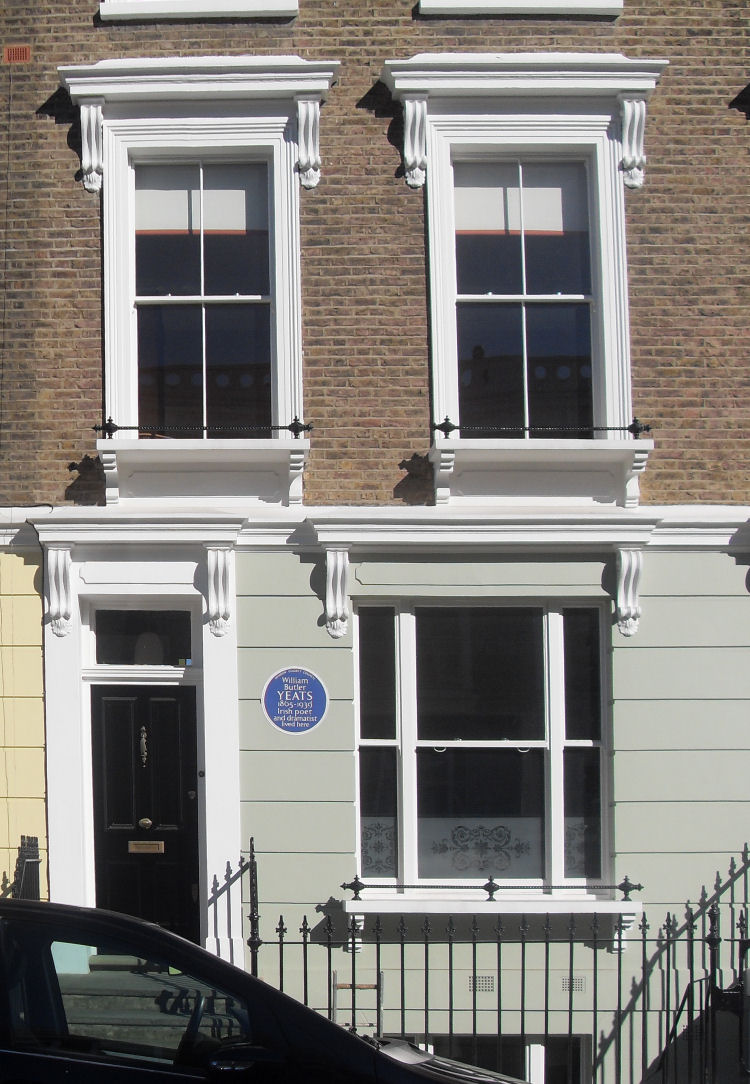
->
4, 924, 251, 1069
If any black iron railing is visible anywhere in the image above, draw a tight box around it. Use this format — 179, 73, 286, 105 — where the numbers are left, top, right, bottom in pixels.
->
1, 836, 42, 900
209, 840, 750, 1084
431, 417, 652, 439
94, 417, 312, 439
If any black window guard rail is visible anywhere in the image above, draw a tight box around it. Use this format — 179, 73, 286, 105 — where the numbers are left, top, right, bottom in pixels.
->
92, 416, 651, 441
341, 874, 643, 903
431, 417, 652, 438
94, 417, 312, 439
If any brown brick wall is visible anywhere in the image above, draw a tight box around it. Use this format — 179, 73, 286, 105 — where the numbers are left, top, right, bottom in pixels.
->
0, 0, 749, 505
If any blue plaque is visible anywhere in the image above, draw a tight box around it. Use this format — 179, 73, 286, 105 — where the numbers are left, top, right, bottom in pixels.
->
262, 667, 329, 734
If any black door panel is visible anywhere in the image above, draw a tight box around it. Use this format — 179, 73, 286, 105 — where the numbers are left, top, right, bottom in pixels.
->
91, 686, 199, 942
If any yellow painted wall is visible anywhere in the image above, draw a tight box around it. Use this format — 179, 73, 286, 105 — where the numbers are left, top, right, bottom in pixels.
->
0, 550, 46, 897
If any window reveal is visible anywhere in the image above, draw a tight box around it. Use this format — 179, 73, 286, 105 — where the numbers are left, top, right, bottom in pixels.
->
454, 161, 593, 439
357, 605, 603, 885
135, 162, 272, 438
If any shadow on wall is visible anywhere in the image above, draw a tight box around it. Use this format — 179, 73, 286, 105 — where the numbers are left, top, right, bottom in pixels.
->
66, 456, 105, 506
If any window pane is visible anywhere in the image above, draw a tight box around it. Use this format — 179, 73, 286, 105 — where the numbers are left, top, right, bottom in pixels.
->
205, 305, 271, 437
563, 608, 601, 740
417, 748, 544, 878
26, 934, 249, 1065
526, 304, 592, 438
564, 747, 601, 878
454, 162, 522, 295
96, 611, 192, 666
416, 608, 545, 741
138, 305, 204, 437
359, 747, 398, 877
203, 164, 270, 296
523, 162, 590, 296
358, 608, 397, 740
135, 165, 200, 296
457, 304, 524, 436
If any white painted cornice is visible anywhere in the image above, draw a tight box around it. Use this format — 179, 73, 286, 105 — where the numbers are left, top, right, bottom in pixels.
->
59, 56, 340, 105
382, 53, 667, 100
99, 0, 298, 20
30, 508, 246, 549
382, 53, 666, 191
14, 503, 750, 555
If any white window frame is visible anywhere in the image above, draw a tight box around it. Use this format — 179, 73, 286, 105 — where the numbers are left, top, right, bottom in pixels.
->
354, 601, 610, 905
381, 54, 666, 509
59, 57, 339, 507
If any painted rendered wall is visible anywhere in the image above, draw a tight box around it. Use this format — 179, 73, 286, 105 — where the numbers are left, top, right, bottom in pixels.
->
238, 546, 750, 923
0, 550, 46, 896
612, 549, 750, 911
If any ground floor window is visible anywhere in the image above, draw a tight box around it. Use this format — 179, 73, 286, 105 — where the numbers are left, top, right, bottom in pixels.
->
357, 604, 605, 886
431, 1034, 585, 1084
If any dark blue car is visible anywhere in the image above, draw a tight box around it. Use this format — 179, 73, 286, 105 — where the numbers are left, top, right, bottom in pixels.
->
0, 898, 527, 1083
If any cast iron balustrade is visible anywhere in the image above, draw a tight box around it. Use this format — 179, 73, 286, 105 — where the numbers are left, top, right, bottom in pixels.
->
94, 416, 312, 438
206, 839, 750, 1083
430, 417, 652, 438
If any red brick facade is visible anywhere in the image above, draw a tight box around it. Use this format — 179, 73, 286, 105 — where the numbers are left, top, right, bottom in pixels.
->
0, 0, 748, 506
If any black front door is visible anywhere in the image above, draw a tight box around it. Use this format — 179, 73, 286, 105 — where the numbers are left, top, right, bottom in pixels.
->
91, 685, 200, 943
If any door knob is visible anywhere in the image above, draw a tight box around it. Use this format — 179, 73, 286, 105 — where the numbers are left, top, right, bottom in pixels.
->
138, 817, 153, 830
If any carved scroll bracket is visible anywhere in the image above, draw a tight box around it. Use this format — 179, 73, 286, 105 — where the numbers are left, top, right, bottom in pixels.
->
325, 546, 350, 639
206, 544, 233, 637
297, 97, 322, 189
616, 546, 643, 637
47, 545, 73, 638
80, 101, 104, 193
402, 96, 428, 189
619, 96, 648, 189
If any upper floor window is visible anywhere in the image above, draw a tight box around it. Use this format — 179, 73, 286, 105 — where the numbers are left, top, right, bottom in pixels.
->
382, 54, 666, 508
455, 159, 593, 440
135, 162, 272, 439
59, 56, 339, 506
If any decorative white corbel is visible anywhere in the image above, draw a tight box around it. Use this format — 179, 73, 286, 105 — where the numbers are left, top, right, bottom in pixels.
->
297, 98, 322, 189
206, 545, 232, 637
325, 547, 350, 639
80, 101, 104, 193
288, 448, 307, 506
620, 96, 648, 189
99, 447, 119, 506
616, 547, 643, 637
47, 545, 72, 638
403, 97, 428, 189
430, 447, 456, 506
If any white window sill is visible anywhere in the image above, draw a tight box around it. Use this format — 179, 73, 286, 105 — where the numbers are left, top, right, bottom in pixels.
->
428, 438, 652, 509
418, 0, 621, 14
99, 0, 297, 18
96, 438, 308, 507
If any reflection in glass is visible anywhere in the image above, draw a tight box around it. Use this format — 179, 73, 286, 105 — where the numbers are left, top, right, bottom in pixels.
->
96, 610, 192, 666
564, 747, 601, 878
526, 304, 592, 438
417, 748, 544, 878
457, 304, 524, 437
135, 162, 272, 438
563, 609, 601, 740
358, 608, 397, 740
205, 306, 271, 437
416, 608, 545, 741
359, 747, 398, 877
138, 305, 203, 437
